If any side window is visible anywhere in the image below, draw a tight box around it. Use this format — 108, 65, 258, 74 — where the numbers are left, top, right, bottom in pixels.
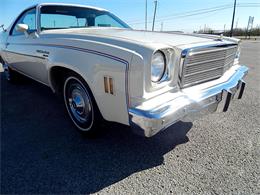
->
95, 15, 122, 27
41, 14, 79, 30
11, 8, 36, 36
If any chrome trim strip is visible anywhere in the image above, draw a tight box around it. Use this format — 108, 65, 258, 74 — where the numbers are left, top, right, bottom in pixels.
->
181, 43, 237, 58
184, 64, 230, 77
182, 75, 223, 88
186, 52, 236, 67
188, 45, 237, 56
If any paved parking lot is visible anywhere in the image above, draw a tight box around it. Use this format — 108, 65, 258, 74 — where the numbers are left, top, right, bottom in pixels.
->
1, 41, 259, 194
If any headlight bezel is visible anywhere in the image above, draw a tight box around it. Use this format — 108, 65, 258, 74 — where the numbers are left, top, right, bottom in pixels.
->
151, 51, 167, 83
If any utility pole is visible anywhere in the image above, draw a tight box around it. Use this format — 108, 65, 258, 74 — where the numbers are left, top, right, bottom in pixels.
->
236, 18, 239, 29
145, 0, 148, 30
246, 16, 254, 39
230, 0, 237, 37
246, 17, 251, 39
152, 0, 158, 31
160, 22, 164, 31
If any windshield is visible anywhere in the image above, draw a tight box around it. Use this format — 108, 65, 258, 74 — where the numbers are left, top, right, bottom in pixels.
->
40, 5, 131, 31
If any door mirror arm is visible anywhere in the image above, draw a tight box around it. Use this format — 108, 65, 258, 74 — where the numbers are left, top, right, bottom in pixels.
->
32, 31, 39, 38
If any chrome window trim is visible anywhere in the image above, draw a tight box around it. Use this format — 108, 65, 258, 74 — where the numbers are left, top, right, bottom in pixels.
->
9, 6, 37, 36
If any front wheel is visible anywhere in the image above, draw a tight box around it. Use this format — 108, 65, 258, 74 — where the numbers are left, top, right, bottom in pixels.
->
1, 57, 21, 83
63, 74, 102, 135
5, 67, 22, 83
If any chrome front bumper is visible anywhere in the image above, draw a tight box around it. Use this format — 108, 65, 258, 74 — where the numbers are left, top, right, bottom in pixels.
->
129, 65, 249, 137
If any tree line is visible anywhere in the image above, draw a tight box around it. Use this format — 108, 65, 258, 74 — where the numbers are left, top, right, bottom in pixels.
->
194, 27, 260, 36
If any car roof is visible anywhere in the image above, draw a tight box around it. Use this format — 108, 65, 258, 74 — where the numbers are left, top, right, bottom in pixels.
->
32, 3, 107, 12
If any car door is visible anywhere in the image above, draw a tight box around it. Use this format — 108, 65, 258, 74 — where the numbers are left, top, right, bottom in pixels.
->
5, 7, 49, 85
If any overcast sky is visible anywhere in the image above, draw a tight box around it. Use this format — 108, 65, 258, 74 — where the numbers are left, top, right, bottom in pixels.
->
0, 0, 259, 32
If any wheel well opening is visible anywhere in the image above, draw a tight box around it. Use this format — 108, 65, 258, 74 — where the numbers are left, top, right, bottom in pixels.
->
0, 55, 5, 72
50, 67, 76, 94
50, 66, 107, 123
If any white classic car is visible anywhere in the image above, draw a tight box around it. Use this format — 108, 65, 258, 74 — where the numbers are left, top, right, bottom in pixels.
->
0, 3, 248, 137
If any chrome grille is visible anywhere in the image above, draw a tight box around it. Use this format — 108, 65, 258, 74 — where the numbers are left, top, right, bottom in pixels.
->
180, 46, 237, 88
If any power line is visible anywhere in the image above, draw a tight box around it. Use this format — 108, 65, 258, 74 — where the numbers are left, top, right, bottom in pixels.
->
128, 3, 260, 24
130, 6, 260, 25
129, 4, 260, 25
149, 4, 233, 21
130, 6, 233, 24
127, 3, 233, 23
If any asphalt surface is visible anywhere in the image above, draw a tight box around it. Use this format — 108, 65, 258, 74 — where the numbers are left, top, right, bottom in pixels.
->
1, 41, 259, 194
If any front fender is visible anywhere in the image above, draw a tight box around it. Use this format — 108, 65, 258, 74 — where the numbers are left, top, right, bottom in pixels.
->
45, 38, 134, 125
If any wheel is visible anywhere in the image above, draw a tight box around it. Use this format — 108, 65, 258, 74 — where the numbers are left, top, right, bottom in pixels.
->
63, 73, 103, 135
4, 66, 21, 83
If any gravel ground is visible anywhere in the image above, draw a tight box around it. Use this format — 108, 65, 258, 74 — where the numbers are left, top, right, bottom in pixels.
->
1, 41, 259, 194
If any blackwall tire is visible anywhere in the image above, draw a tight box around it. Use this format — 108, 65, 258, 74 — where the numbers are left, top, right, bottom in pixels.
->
5, 67, 21, 84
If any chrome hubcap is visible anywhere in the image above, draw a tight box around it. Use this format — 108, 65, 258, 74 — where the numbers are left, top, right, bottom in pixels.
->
66, 82, 92, 125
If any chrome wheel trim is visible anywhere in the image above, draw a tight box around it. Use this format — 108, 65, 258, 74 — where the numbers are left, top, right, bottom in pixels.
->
4, 65, 11, 81
64, 76, 94, 131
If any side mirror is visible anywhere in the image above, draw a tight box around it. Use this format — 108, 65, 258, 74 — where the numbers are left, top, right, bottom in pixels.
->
16, 24, 30, 37
16, 24, 29, 33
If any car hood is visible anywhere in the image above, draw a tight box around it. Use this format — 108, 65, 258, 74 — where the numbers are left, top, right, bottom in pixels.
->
42, 28, 237, 49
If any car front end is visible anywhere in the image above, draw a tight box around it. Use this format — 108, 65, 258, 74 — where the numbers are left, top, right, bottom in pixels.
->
128, 38, 248, 137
